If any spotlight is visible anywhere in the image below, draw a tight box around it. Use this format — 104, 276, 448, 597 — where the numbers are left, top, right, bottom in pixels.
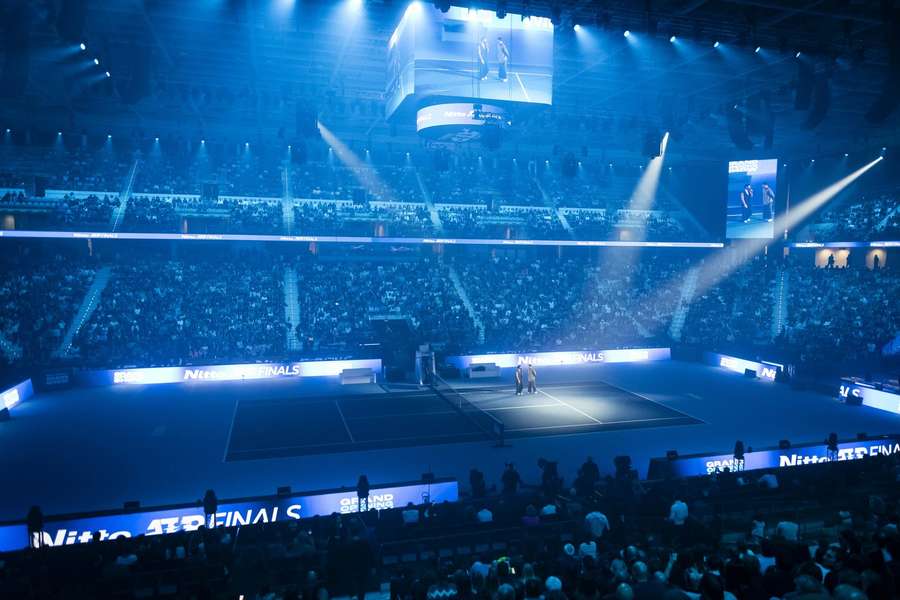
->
93, 58, 100, 65
57, 131, 62, 136
79, 43, 86, 51
844, 153, 848, 157
107, 134, 112, 139
623, 30, 630, 37
4, 128, 9, 133
669, 35, 676, 43
754, 46, 761, 53
288, 144, 292, 149
105, 71, 110, 78
795, 51, 801, 58
713, 41, 720, 48
348, 0, 362, 9
201, 139, 205, 144
811, 159, 815, 164
245, 142, 250, 147
573, 23, 581, 31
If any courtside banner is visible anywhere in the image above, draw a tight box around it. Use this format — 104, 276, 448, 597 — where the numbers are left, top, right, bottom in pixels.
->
0, 479, 457, 552
704, 352, 783, 381
647, 436, 900, 479
1, 378, 33, 410
839, 379, 900, 415
73, 358, 382, 387
446, 348, 671, 370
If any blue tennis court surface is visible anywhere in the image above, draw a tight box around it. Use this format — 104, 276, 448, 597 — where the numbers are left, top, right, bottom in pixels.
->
225, 380, 703, 461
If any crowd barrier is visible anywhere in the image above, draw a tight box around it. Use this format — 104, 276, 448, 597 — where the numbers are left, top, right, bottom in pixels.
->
647, 434, 900, 479
446, 347, 671, 371
0, 478, 458, 553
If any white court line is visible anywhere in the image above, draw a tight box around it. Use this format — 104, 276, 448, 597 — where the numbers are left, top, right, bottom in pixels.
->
514, 72, 531, 102
333, 400, 356, 443
222, 397, 241, 462
486, 402, 560, 411
508, 415, 686, 432
538, 389, 603, 424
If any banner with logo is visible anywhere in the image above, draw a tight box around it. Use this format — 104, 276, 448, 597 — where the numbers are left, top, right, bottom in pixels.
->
0, 478, 457, 552
72, 358, 383, 387
1, 378, 33, 411
704, 352, 782, 380
647, 437, 900, 479
839, 379, 900, 415
446, 348, 671, 370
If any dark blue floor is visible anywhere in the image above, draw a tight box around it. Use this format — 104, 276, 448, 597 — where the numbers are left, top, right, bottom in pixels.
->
4, 361, 900, 520
225, 381, 701, 460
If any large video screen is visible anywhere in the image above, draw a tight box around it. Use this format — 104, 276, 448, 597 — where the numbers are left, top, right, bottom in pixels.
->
387, 5, 554, 118
726, 159, 777, 239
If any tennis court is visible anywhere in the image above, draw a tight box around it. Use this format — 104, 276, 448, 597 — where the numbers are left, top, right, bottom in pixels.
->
225, 379, 702, 461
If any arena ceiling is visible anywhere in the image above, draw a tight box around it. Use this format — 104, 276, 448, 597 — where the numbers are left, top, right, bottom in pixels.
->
1, 0, 898, 162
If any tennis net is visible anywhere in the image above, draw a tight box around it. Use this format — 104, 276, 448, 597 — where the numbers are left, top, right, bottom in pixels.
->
432, 375, 505, 444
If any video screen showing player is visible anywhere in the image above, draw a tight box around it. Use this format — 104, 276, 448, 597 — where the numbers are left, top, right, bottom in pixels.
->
726, 159, 777, 239
386, 6, 553, 118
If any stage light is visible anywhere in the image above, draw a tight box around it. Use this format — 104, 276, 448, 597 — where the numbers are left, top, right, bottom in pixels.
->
288, 144, 292, 149
155, 137, 159, 142
105, 71, 110, 78
795, 51, 801, 58
57, 131, 62, 136
245, 142, 250, 147
844, 153, 849, 157
348, 0, 362, 9
754, 46, 761, 53
79, 43, 86, 51
573, 23, 581, 32
201, 139, 205, 144
107, 134, 112, 139
811, 159, 815, 163
4, 128, 9, 133
669, 35, 676, 43
623, 30, 630, 37
713, 41, 720, 48
93, 58, 100, 65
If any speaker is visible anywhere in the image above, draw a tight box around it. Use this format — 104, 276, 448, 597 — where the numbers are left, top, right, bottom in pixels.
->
856, 432, 868, 440
795, 59, 814, 110
744, 368, 757, 378
778, 439, 791, 449
666, 450, 678, 460
725, 105, 754, 150
296, 103, 319, 138
277, 486, 292, 496
123, 500, 140, 510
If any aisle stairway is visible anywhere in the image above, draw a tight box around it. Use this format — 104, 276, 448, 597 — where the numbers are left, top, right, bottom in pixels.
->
668, 267, 700, 341
534, 177, 574, 238
771, 267, 789, 339
55, 267, 112, 357
281, 163, 295, 235
109, 159, 139, 232
416, 171, 444, 235
447, 266, 484, 345
283, 266, 302, 351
